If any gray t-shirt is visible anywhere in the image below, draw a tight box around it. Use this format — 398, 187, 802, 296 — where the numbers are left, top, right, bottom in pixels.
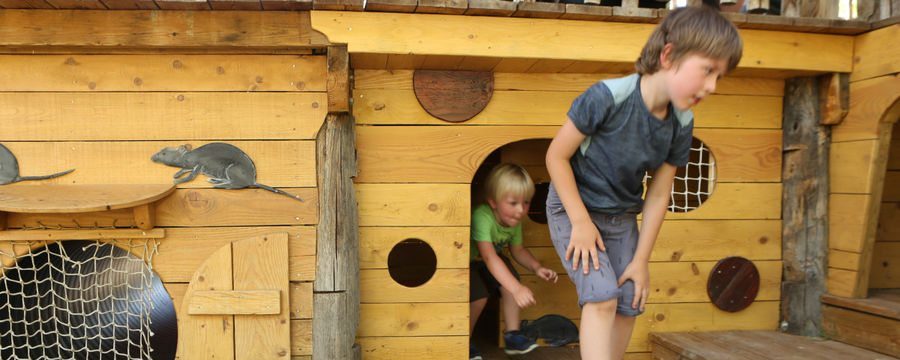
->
549, 73, 694, 215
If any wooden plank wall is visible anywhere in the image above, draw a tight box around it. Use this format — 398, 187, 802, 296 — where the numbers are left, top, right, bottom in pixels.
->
353, 70, 784, 358
827, 24, 900, 298
870, 124, 900, 289
0, 54, 327, 359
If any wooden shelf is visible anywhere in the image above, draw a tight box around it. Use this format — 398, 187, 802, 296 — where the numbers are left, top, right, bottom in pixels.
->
0, 184, 175, 230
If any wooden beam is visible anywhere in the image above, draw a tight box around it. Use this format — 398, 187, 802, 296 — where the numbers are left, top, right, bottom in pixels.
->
0, 10, 328, 51
781, 77, 829, 336
0, 228, 165, 241
313, 292, 358, 360
133, 203, 155, 230
188, 290, 281, 315
327, 46, 350, 114
311, 11, 853, 74
819, 73, 850, 125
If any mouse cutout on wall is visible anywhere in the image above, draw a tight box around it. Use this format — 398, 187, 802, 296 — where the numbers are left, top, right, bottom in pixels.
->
151, 143, 304, 202
0, 143, 75, 185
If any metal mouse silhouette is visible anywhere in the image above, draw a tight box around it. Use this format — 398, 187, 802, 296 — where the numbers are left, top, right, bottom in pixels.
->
151, 143, 303, 202
0, 143, 75, 185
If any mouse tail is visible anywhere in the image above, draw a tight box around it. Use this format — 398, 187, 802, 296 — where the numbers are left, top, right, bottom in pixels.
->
254, 183, 304, 202
18, 168, 75, 182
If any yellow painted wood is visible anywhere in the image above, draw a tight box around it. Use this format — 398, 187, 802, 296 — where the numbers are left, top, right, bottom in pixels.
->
0, 184, 174, 213
151, 226, 314, 282
851, 25, 900, 82
356, 126, 557, 183
358, 303, 468, 336
831, 140, 887, 194
0, 93, 326, 141
0, 141, 315, 187
869, 242, 900, 289
832, 75, 900, 142
356, 336, 467, 360
0, 10, 325, 49
176, 237, 234, 360
360, 269, 468, 303
0, 228, 164, 241
312, 11, 851, 73
879, 202, 900, 242
662, 183, 782, 220
515, 261, 782, 319
357, 126, 781, 183
7, 187, 317, 229
830, 194, 873, 253
290, 319, 313, 356
233, 233, 291, 359
0, 55, 326, 91
829, 249, 862, 271
827, 267, 858, 297
359, 227, 469, 269
290, 282, 313, 319
351, 53, 388, 69
354, 89, 782, 129
523, 219, 782, 261
188, 290, 281, 315
356, 184, 469, 226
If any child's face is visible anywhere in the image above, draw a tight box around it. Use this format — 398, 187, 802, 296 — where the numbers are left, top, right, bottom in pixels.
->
488, 193, 531, 227
664, 53, 729, 111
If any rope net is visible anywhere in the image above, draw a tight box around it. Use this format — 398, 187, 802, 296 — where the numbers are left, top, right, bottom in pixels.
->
645, 137, 717, 213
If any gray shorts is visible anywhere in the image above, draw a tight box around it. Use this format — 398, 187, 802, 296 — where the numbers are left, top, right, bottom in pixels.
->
546, 190, 643, 317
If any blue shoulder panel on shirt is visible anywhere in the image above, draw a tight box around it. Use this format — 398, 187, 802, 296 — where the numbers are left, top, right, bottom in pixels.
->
600, 73, 639, 105
673, 108, 693, 128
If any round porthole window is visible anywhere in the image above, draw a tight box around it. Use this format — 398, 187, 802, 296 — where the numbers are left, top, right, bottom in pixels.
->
646, 137, 717, 213
387, 238, 437, 288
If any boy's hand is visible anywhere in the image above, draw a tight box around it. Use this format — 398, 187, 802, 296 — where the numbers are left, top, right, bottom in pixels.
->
566, 219, 605, 275
535, 266, 558, 283
617, 260, 650, 312
512, 284, 536, 308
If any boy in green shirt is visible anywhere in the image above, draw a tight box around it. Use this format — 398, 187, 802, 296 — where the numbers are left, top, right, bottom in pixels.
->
469, 163, 559, 359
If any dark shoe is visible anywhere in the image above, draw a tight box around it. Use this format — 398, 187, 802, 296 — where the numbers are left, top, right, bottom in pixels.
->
469, 343, 483, 360
503, 330, 539, 355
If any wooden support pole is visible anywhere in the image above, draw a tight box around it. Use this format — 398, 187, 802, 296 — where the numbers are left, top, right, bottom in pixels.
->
782, 77, 829, 336
132, 203, 155, 230
327, 45, 350, 114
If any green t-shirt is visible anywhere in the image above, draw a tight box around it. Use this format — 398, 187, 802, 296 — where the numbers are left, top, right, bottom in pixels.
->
470, 203, 523, 261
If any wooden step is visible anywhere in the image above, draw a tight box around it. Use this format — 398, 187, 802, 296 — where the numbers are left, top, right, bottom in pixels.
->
650, 330, 895, 360
822, 289, 900, 358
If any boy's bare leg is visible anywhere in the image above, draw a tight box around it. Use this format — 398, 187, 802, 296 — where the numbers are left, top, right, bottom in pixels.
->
499, 286, 521, 332
580, 299, 617, 360
470, 297, 488, 334
610, 314, 636, 359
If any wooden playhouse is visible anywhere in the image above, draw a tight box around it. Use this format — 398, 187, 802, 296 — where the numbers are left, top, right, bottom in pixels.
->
0, 1, 896, 359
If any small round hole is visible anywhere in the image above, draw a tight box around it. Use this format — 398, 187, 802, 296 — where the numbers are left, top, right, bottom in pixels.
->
388, 239, 437, 288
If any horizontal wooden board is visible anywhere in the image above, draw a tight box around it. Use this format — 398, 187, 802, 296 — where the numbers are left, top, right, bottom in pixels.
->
360, 269, 467, 303
358, 303, 468, 336
851, 25, 900, 82
353, 70, 785, 97
8, 188, 317, 228
357, 126, 781, 183
313, 11, 852, 73
522, 218, 781, 261
0, 55, 326, 92
188, 290, 281, 315
514, 260, 781, 319
356, 336, 466, 360
148, 226, 315, 282
827, 267, 858, 298
829, 249, 862, 271
0, 141, 315, 187
0, 93, 326, 141
869, 242, 900, 289
879, 202, 900, 242
354, 89, 782, 129
290, 282, 313, 319
0, 228, 165, 241
830, 194, 874, 252
356, 184, 470, 226
0, 10, 325, 49
661, 183, 782, 220
359, 226, 469, 269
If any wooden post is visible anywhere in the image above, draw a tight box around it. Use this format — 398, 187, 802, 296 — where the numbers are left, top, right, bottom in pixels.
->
819, 73, 849, 126
132, 203, 155, 230
782, 78, 830, 336
327, 46, 350, 114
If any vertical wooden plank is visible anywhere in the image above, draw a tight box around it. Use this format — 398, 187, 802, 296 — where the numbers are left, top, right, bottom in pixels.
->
176, 243, 235, 360
313, 292, 356, 360
335, 113, 359, 296
853, 125, 894, 297
782, 77, 828, 336
328, 46, 350, 114
315, 116, 339, 292
133, 203, 155, 230
819, 73, 849, 125
234, 233, 291, 359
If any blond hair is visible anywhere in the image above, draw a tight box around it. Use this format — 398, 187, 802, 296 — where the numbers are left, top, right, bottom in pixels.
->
484, 163, 535, 203
635, 6, 743, 75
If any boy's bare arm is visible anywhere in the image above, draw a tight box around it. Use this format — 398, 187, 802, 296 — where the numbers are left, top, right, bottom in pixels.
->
477, 241, 523, 291
635, 162, 677, 263
509, 244, 542, 272
545, 119, 590, 224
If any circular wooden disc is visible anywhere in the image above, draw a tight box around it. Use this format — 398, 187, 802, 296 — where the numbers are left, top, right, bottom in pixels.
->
707, 256, 760, 312
413, 70, 494, 123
